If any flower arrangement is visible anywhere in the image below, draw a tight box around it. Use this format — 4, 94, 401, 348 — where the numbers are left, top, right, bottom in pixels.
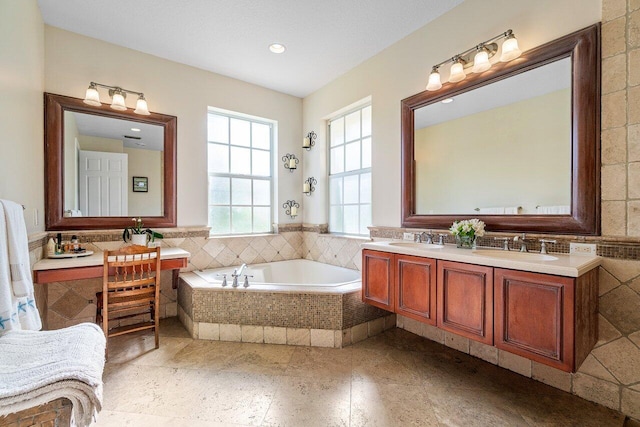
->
122, 217, 164, 243
450, 219, 485, 248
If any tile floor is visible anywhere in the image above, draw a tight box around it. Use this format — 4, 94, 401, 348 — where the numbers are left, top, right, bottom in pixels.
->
94, 318, 626, 426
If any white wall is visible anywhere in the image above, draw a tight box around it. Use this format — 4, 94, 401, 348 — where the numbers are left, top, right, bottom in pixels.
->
302, 0, 602, 227
0, 0, 45, 234
45, 26, 303, 227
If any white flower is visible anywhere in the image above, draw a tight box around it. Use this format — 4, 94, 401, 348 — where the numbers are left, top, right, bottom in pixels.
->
449, 218, 485, 238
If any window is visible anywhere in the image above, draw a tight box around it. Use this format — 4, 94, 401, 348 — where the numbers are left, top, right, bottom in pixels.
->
329, 104, 372, 235
207, 110, 273, 235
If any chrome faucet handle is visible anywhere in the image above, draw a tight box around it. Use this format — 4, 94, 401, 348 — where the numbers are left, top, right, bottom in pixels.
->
437, 234, 447, 245
494, 237, 510, 251
232, 274, 239, 288
216, 273, 228, 287
243, 274, 253, 288
539, 239, 557, 254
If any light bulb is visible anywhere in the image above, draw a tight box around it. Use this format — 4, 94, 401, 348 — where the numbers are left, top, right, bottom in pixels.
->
134, 95, 151, 115
448, 61, 466, 83
83, 84, 101, 106
110, 91, 127, 111
426, 67, 442, 91
500, 35, 522, 62
472, 48, 491, 73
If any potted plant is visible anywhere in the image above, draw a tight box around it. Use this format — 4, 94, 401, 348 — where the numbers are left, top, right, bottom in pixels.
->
123, 217, 164, 246
450, 218, 485, 249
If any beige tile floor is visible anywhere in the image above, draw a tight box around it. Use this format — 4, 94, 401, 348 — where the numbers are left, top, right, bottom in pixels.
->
94, 318, 625, 427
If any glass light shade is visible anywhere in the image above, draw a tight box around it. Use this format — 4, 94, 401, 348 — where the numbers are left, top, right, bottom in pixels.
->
448, 62, 466, 83
472, 50, 491, 73
426, 69, 442, 91
134, 96, 151, 115
83, 86, 101, 106
500, 36, 522, 62
110, 92, 127, 111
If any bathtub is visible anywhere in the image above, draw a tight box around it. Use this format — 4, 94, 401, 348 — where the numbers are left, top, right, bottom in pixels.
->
191, 259, 361, 291
178, 259, 392, 348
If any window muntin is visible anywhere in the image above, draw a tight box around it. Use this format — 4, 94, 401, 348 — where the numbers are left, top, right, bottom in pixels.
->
207, 112, 273, 235
329, 105, 372, 235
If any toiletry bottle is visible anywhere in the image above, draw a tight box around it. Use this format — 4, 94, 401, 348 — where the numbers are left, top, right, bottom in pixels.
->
47, 238, 55, 257
56, 233, 63, 254
71, 235, 79, 251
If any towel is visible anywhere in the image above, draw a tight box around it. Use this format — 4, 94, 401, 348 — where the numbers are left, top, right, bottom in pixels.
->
0, 323, 105, 426
536, 205, 570, 214
478, 207, 520, 214
0, 199, 41, 334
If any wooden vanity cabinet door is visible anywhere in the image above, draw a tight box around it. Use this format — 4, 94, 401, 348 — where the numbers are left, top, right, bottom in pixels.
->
395, 255, 437, 325
437, 261, 493, 345
494, 268, 574, 372
362, 250, 395, 311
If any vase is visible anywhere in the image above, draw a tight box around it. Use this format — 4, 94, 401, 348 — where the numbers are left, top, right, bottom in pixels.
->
130, 234, 148, 247
456, 234, 476, 249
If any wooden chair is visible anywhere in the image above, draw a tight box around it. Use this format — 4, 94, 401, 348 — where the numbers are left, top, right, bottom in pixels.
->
96, 245, 161, 352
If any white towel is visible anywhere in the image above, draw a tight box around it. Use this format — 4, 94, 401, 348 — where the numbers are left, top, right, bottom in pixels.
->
536, 205, 570, 214
0, 199, 41, 334
0, 323, 105, 426
478, 207, 520, 214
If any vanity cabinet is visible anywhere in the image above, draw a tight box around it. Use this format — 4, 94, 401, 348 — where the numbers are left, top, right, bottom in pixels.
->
361, 248, 598, 372
396, 254, 437, 325
437, 261, 493, 345
494, 268, 598, 372
362, 250, 395, 311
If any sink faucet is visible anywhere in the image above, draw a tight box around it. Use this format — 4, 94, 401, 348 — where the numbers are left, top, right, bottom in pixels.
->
514, 233, 529, 252
415, 230, 434, 244
539, 239, 557, 254
437, 234, 447, 245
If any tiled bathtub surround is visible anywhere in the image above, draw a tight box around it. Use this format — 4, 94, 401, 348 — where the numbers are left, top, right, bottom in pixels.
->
178, 274, 392, 348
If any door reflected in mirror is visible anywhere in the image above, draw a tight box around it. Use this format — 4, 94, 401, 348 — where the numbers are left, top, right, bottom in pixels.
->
63, 111, 165, 217
414, 58, 571, 215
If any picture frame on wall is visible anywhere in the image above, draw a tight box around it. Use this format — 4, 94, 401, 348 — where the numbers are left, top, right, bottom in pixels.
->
133, 176, 148, 192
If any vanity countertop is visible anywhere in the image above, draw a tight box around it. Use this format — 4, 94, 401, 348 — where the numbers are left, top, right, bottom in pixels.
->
33, 247, 191, 271
361, 241, 600, 278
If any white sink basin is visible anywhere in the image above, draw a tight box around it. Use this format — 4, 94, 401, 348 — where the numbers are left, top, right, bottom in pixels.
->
388, 242, 444, 250
471, 249, 558, 262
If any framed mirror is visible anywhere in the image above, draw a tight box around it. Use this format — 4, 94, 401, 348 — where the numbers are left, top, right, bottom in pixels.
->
45, 93, 177, 230
401, 24, 600, 235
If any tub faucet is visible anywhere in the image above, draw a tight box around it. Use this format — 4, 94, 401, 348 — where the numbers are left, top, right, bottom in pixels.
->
231, 263, 248, 288
243, 274, 253, 288
216, 273, 228, 287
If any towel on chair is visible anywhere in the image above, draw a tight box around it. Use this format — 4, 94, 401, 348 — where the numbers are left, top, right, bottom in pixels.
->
0, 200, 41, 334
0, 323, 106, 426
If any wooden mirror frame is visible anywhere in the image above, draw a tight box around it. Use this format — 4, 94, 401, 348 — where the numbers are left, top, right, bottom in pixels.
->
401, 24, 600, 235
44, 93, 177, 230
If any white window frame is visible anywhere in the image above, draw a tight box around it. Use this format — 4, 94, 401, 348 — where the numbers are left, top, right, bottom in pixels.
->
328, 103, 372, 236
207, 108, 275, 236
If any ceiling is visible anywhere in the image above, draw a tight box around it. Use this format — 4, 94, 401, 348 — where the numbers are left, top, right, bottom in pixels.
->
71, 112, 164, 151
37, 0, 463, 98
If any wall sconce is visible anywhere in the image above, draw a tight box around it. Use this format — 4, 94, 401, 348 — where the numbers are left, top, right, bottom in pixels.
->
303, 177, 317, 195
282, 153, 299, 172
83, 82, 151, 115
426, 29, 522, 91
302, 131, 317, 151
283, 200, 300, 218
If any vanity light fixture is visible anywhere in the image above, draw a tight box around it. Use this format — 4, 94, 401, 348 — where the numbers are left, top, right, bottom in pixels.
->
303, 177, 317, 195
83, 82, 151, 115
283, 200, 300, 218
282, 153, 299, 172
425, 29, 522, 91
303, 131, 317, 151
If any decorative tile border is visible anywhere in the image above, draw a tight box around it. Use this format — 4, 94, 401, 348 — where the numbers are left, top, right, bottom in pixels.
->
179, 304, 395, 348
368, 226, 640, 260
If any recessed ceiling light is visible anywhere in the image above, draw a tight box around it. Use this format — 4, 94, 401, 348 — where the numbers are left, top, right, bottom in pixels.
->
269, 43, 286, 54
441, 98, 454, 104
131, 128, 141, 132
